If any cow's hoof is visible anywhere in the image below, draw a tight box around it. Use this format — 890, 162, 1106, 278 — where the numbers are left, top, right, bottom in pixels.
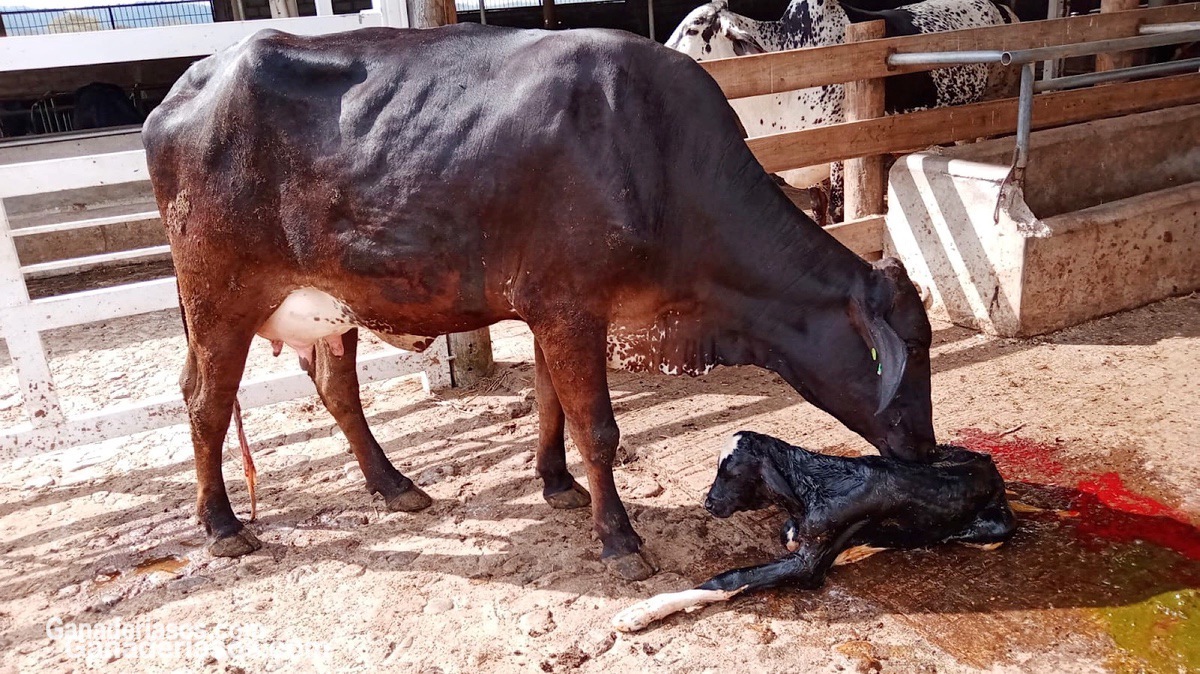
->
604, 550, 656, 581
544, 482, 591, 509
208, 528, 261, 558
385, 485, 432, 512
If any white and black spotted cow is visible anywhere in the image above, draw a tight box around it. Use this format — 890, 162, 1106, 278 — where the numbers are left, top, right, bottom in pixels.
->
667, 0, 1019, 219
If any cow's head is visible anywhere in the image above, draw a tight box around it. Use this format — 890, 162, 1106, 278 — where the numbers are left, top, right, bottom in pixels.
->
666, 1, 767, 61
704, 433, 803, 518
779, 258, 935, 461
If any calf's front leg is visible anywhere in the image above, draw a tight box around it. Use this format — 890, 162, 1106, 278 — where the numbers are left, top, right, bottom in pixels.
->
614, 519, 872, 632
612, 528, 855, 632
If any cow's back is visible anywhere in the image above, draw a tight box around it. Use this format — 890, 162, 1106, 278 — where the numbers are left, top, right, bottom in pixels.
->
154, 28, 742, 236
144, 24, 771, 330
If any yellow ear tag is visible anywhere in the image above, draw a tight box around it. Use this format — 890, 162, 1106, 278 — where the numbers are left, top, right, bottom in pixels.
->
871, 348, 877, 361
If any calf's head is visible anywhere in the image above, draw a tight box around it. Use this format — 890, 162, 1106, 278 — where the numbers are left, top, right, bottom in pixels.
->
704, 433, 803, 518
779, 258, 935, 461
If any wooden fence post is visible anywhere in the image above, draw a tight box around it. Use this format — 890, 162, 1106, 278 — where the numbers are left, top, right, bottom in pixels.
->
448, 330, 495, 388
1096, 0, 1140, 72
405, 0, 454, 28
843, 20, 887, 221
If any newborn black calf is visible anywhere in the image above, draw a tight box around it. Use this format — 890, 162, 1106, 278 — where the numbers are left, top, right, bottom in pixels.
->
613, 431, 1016, 631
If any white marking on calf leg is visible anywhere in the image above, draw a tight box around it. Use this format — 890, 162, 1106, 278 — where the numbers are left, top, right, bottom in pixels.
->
611, 587, 746, 633
783, 520, 801, 552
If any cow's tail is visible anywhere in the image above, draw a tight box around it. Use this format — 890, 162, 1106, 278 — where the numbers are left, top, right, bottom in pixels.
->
232, 398, 258, 521
177, 286, 257, 521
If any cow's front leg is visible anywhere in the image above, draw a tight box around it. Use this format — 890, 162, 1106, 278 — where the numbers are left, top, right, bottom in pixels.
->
533, 319, 654, 580
304, 329, 431, 512
533, 338, 591, 509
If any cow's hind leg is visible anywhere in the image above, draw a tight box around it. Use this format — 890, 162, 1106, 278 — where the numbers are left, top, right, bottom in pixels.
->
533, 338, 590, 509
180, 311, 261, 557
304, 329, 431, 512
532, 317, 653, 580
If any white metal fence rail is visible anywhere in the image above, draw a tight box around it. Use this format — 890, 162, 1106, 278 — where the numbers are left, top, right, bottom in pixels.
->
0, 151, 450, 462
0, 9, 398, 71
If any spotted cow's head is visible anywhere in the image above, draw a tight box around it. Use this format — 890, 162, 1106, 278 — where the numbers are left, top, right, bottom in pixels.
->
665, 1, 767, 61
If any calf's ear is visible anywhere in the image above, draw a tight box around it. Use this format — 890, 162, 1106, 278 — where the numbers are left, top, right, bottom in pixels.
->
848, 277, 908, 415
759, 460, 805, 514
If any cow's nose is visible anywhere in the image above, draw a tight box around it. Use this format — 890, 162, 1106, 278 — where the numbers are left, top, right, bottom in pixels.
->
703, 497, 716, 513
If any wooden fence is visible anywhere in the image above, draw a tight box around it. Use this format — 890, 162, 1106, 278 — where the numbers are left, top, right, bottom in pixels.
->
699, 2, 1200, 258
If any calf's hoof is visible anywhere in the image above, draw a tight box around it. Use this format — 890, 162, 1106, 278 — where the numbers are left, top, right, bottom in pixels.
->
604, 550, 656, 581
208, 528, 261, 558
544, 482, 591, 510
384, 485, 433, 512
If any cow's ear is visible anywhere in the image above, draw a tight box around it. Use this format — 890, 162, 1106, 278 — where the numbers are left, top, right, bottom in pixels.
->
720, 18, 766, 56
848, 278, 907, 415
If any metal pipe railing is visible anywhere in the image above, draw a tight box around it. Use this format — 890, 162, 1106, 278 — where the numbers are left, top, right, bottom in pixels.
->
887, 51, 1006, 66
1139, 21, 1200, 33
887, 28, 1200, 68
884, 23, 1200, 218
1034, 56, 1200, 92
1001, 28, 1200, 65
1012, 63, 1036, 182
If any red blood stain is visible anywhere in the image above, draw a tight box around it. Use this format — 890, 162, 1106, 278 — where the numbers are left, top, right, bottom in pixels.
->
956, 428, 1068, 480
956, 429, 1200, 562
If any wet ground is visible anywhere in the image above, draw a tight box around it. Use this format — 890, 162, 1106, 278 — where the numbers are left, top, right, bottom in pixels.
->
0, 292, 1196, 673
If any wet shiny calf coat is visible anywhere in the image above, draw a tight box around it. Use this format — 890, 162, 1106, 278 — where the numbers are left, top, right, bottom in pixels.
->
703, 431, 1016, 592
613, 433, 1013, 630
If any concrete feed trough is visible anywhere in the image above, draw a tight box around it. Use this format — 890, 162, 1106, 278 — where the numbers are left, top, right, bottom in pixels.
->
885, 104, 1199, 337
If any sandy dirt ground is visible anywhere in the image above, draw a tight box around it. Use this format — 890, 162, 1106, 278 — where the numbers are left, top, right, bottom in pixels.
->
0, 291, 1197, 674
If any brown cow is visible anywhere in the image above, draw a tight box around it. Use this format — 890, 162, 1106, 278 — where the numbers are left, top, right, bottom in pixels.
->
143, 24, 935, 580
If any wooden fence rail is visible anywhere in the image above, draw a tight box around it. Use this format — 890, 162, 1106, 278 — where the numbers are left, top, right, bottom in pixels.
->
700, 3, 1200, 100
695, 2, 1200, 259
749, 72, 1200, 173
